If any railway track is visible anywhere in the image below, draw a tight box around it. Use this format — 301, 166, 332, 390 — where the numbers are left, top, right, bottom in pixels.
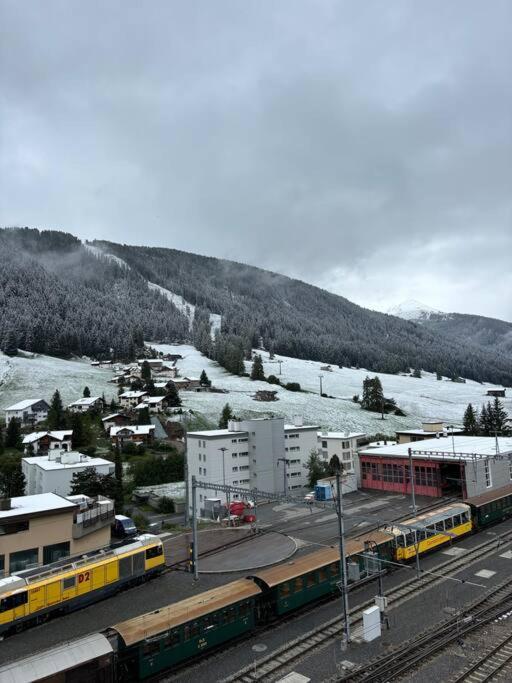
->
449, 630, 512, 683
220, 527, 512, 683
336, 580, 512, 682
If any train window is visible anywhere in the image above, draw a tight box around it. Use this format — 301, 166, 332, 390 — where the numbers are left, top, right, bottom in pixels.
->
294, 578, 303, 593
142, 640, 160, 657
190, 622, 200, 638
184, 625, 191, 641
306, 573, 316, 588
1, 591, 28, 611
416, 530, 427, 541
453, 515, 461, 526
405, 533, 414, 546
329, 562, 339, 577
146, 545, 163, 560
461, 511, 469, 523
164, 629, 180, 648
239, 602, 250, 619
280, 582, 290, 598
435, 521, 444, 532
445, 517, 453, 530
395, 534, 405, 547
318, 568, 327, 582
62, 576, 76, 590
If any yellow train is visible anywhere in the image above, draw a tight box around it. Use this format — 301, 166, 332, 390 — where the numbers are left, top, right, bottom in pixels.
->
387, 503, 473, 561
0, 534, 164, 636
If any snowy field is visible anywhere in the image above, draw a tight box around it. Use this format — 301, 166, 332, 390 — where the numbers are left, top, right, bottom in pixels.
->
0, 353, 117, 412
1, 344, 509, 434
152, 344, 512, 433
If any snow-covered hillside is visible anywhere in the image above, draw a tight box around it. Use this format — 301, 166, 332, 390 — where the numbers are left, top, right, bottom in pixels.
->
0, 353, 116, 410
387, 299, 446, 322
152, 344, 511, 433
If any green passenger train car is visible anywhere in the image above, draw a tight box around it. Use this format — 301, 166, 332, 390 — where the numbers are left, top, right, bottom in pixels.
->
113, 579, 261, 680
465, 482, 512, 529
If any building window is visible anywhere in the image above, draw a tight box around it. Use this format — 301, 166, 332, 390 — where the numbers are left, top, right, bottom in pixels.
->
342, 441, 350, 449
233, 480, 239, 485
322, 441, 327, 448
232, 453, 238, 458
484, 460, 492, 488
0, 555, 4, 576
203, 468, 207, 476
239, 465, 249, 471
239, 452, 248, 456
232, 439, 237, 444
240, 479, 250, 484
43, 542, 70, 565
232, 466, 238, 472
200, 494, 203, 502
289, 446, 300, 452
0, 520, 29, 536
9, 548, 38, 573
342, 452, 351, 461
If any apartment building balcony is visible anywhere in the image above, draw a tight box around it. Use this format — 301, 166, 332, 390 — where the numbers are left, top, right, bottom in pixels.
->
72, 496, 115, 539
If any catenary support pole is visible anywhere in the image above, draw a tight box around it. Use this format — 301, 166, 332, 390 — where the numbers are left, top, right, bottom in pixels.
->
335, 468, 350, 644
408, 448, 421, 577
192, 475, 199, 581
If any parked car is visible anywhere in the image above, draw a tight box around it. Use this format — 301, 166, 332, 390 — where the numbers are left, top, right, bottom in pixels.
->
111, 514, 138, 539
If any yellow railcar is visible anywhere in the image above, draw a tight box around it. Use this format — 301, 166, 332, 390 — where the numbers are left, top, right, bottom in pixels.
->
0, 534, 164, 636
388, 503, 473, 561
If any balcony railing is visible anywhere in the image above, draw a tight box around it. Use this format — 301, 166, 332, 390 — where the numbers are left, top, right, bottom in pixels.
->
72, 496, 114, 539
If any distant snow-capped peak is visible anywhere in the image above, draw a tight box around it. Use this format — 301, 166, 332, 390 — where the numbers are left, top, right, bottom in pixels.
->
387, 299, 444, 321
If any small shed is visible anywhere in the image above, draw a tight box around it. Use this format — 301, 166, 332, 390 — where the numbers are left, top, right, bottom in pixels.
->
486, 388, 506, 397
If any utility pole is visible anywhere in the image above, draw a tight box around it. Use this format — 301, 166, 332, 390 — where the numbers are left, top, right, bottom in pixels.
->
332, 455, 350, 645
318, 374, 323, 396
364, 540, 388, 628
277, 360, 283, 375
407, 447, 421, 578
192, 475, 198, 581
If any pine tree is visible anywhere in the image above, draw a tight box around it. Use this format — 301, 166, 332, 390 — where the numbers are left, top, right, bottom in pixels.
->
479, 403, 492, 436
463, 403, 478, 435
3, 329, 18, 357
250, 354, 265, 381
412, 368, 422, 378
47, 390, 65, 430
219, 403, 233, 429
167, 382, 182, 407
137, 406, 151, 425
140, 361, 152, 383
83, 386, 91, 398
305, 451, 327, 488
200, 370, 211, 387
5, 418, 22, 450
491, 396, 509, 435
70, 414, 86, 448
436, 371, 443, 381
360, 376, 372, 410
0, 455, 26, 497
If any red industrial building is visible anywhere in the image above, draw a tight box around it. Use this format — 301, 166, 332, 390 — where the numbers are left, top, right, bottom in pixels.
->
358, 436, 512, 499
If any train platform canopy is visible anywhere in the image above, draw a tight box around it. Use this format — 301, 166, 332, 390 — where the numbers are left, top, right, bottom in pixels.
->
464, 482, 512, 507
0, 633, 112, 682
360, 436, 512, 461
112, 578, 261, 646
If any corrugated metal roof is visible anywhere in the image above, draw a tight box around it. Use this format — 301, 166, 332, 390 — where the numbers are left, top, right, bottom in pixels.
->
465, 482, 512, 507
0, 633, 113, 682
112, 579, 262, 646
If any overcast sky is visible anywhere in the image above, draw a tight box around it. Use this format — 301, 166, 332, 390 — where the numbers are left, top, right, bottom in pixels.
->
1, 1, 511, 320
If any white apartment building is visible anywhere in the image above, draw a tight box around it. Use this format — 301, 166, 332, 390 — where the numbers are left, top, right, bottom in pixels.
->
317, 431, 367, 493
22, 451, 115, 497
4, 399, 50, 426
119, 390, 148, 408
186, 416, 318, 516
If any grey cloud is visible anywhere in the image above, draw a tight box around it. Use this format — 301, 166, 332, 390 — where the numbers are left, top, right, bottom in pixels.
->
1, 1, 511, 319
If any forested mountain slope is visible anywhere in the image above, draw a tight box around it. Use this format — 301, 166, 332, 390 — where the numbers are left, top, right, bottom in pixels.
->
1, 227, 510, 384
93, 240, 512, 385
0, 228, 189, 359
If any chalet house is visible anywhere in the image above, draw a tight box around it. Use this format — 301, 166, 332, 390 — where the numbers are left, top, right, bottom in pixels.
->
67, 396, 103, 413
487, 388, 506, 398
110, 425, 155, 447
4, 399, 50, 426
119, 390, 148, 408
136, 396, 168, 414
162, 353, 182, 362
154, 379, 175, 391
101, 413, 131, 432
22, 430, 73, 455
171, 377, 201, 391
137, 359, 163, 370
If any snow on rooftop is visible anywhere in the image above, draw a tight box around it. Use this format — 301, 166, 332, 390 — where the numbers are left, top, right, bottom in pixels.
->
317, 431, 366, 439
22, 430, 72, 444
0, 492, 77, 518
102, 413, 122, 421
4, 398, 47, 411
22, 452, 114, 470
187, 428, 249, 438
110, 425, 155, 436
361, 436, 512, 460
120, 390, 148, 398
68, 396, 101, 406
